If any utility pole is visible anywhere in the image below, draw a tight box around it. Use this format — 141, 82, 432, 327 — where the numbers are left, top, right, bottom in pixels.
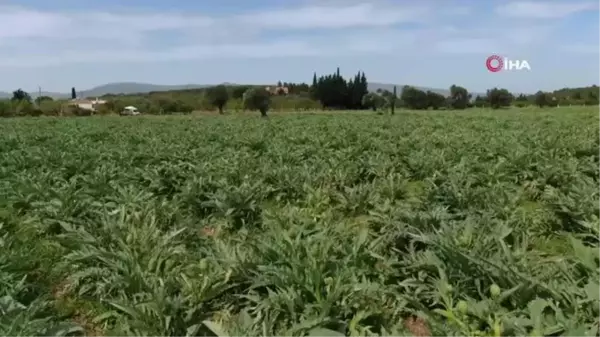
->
36, 86, 42, 106
391, 85, 396, 115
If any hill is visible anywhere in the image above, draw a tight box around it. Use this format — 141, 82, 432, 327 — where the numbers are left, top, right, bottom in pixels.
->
0, 83, 214, 99
1, 82, 594, 100
0, 82, 481, 99
80, 82, 214, 97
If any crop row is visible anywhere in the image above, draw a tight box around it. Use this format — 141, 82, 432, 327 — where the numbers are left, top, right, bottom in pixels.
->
0, 109, 598, 336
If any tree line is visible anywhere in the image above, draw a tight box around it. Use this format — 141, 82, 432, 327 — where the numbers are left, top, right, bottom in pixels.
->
309, 68, 369, 109
1, 69, 598, 117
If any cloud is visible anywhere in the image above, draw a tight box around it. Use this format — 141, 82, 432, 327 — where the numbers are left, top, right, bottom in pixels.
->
0, 6, 214, 42
0, 1, 571, 67
0, 29, 428, 68
0, 3, 429, 42
0, 40, 327, 67
0, 2, 447, 67
0, 7, 67, 39
495, 1, 598, 18
435, 38, 501, 54
560, 45, 600, 53
234, 3, 431, 29
432, 23, 556, 54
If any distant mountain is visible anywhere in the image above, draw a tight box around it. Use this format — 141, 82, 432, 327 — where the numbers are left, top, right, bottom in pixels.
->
0, 83, 214, 100
85, 82, 441, 97
368, 83, 488, 98
79, 82, 213, 97
0, 82, 500, 99
0, 90, 66, 99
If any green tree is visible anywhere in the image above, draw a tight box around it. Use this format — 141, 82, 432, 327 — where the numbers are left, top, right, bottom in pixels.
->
14, 99, 34, 116
377, 86, 400, 114
361, 92, 385, 111
71, 87, 77, 100
310, 72, 318, 100
178, 101, 194, 114
448, 85, 470, 109
243, 88, 271, 117
205, 85, 230, 114
231, 85, 252, 99
513, 94, 529, 107
473, 95, 488, 108
515, 94, 528, 102
38, 100, 61, 116
426, 91, 446, 110
155, 97, 178, 114
486, 88, 513, 109
35, 96, 53, 105
534, 91, 548, 107
311, 68, 368, 109
279, 82, 309, 95
401, 86, 428, 110
585, 91, 599, 105
12, 89, 31, 103
0, 100, 13, 117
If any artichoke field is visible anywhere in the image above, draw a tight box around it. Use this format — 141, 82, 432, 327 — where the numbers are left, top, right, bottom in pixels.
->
0, 109, 598, 336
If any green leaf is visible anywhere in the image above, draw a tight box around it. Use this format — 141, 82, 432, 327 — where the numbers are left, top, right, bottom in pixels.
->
186, 324, 202, 337
527, 298, 549, 328
107, 301, 139, 319
45, 323, 85, 337
202, 320, 227, 337
0, 295, 26, 314
92, 310, 120, 323
307, 327, 345, 336
584, 281, 599, 302
356, 227, 369, 248
564, 325, 598, 336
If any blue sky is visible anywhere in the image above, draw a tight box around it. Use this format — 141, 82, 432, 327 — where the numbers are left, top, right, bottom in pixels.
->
0, 0, 598, 93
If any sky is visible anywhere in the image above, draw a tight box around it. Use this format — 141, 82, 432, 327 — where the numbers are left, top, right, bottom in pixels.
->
0, 0, 598, 94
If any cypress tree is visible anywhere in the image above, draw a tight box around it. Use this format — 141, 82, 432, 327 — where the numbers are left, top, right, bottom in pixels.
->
311, 68, 369, 110
310, 73, 318, 100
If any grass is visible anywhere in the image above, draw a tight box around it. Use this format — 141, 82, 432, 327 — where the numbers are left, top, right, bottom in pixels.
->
0, 107, 598, 336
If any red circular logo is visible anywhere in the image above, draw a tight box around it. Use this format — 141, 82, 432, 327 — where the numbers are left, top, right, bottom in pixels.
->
486, 55, 503, 72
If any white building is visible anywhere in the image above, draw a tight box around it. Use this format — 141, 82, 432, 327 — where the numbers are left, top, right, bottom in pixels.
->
70, 98, 106, 111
